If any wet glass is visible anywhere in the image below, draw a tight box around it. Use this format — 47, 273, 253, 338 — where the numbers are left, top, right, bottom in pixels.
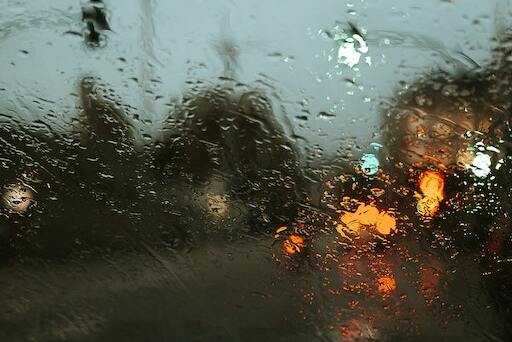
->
1, 0, 511, 341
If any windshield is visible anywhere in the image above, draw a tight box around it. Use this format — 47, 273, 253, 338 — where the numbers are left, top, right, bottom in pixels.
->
1, 1, 511, 341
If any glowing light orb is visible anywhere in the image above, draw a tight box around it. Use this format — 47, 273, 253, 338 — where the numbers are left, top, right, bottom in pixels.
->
283, 234, 305, 255
417, 170, 445, 217
2, 182, 35, 213
377, 275, 397, 294
338, 203, 396, 236
360, 153, 379, 176
470, 153, 491, 178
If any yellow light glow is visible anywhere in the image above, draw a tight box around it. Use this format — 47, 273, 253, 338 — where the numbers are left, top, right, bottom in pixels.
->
418, 170, 444, 201
2, 182, 35, 213
417, 170, 445, 217
283, 234, 305, 255
377, 275, 396, 294
338, 203, 397, 236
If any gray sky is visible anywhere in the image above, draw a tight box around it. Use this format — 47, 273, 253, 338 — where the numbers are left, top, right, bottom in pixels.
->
0, 0, 505, 158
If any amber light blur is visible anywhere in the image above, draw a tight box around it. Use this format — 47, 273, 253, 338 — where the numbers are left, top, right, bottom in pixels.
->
418, 170, 445, 200
377, 275, 396, 295
338, 203, 397, 236
417, 170, 445, 217
283, 234, 305, 255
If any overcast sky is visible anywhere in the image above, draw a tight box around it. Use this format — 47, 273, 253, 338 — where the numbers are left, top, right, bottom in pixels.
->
0, 0, 506, 157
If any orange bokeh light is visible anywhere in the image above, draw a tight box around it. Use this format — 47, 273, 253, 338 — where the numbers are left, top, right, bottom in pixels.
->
338, 203, 397, 236
417, 170, 445, 217
283, 233, 305, 255
418, 170, 445, 201
377, 275, 396, 294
